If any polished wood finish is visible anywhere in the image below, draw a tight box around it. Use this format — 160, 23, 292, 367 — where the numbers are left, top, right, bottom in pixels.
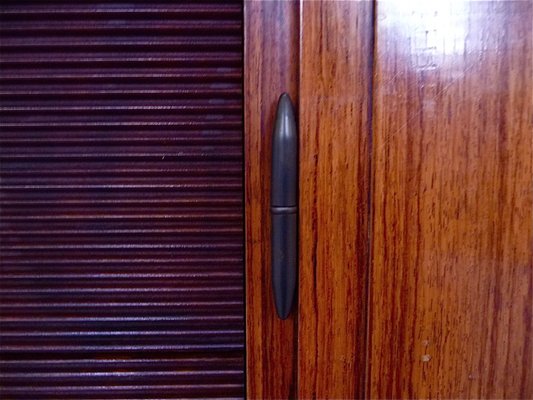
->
244, 1, 299, 398
368, 1, 533, 398
298, 1, 373, 398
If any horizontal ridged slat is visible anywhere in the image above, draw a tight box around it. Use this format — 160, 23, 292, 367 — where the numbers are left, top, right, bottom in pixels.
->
0, 1, 244, 398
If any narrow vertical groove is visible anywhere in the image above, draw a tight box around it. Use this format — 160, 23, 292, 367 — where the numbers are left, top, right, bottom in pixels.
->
239, 3, 247, 399
363, 0, 378, 397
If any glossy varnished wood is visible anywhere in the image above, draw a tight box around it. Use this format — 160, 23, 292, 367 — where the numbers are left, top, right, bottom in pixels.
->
244, 1, 299, 398
298, 1, 373, 398
368, 1, 532, 398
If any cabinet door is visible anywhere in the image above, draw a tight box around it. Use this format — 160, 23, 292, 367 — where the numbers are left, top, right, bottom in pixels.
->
246, 1, 374, 398
0, 1, 245, 398
369, 1, 532, 398
245, 0, 531, 398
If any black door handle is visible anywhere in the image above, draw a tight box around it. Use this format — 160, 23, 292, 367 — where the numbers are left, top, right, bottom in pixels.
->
271, 93, 298, 320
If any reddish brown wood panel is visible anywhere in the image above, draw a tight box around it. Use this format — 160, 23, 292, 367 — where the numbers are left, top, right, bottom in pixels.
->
368, 1, 533, 398
244, 1, 299, 398
0, 1, 244, 398
297, 1, 373, 398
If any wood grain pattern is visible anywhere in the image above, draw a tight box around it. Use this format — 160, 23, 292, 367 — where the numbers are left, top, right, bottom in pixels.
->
298, 1, 373, 398
244, 1, 299, 398
368, 1, 533, 398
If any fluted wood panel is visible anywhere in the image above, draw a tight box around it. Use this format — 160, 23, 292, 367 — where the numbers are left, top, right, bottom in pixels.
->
0, 1, 244, 398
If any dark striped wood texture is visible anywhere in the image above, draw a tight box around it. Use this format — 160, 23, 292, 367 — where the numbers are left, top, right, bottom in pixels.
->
0, 1, 244, 398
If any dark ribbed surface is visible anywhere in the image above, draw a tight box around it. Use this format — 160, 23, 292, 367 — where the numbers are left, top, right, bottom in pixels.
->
0, 1, 244, 398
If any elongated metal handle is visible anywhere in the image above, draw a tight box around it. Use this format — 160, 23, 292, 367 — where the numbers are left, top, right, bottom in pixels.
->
271, 93, 298, 320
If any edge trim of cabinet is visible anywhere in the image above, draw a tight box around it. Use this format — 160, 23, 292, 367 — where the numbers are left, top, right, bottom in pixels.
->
297, 1, 374, 398
243, 1, 300, 398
